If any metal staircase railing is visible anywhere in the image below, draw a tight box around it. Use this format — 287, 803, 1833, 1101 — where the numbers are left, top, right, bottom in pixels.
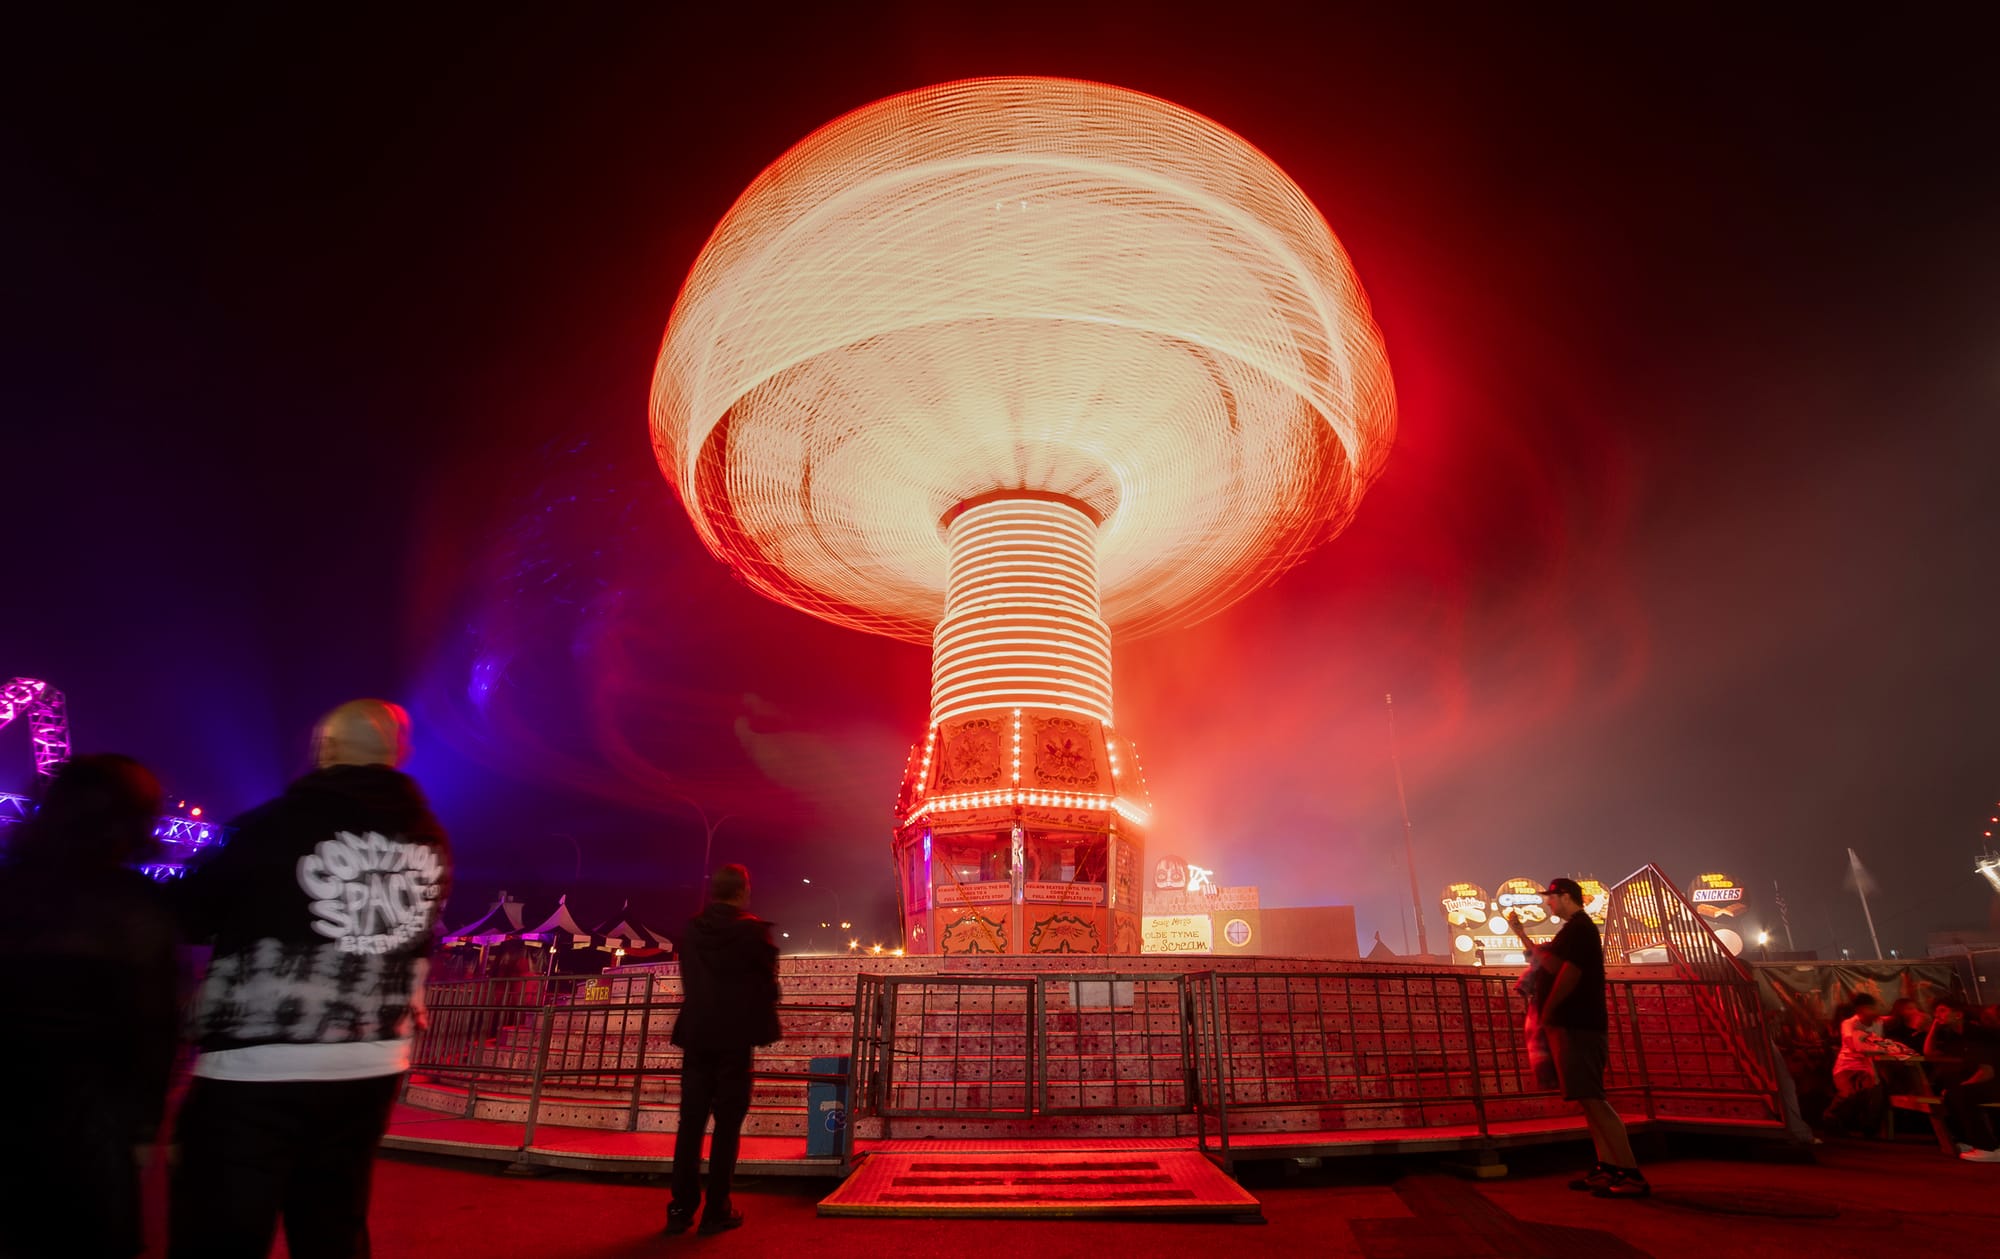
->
1602, 863, 1777, 1094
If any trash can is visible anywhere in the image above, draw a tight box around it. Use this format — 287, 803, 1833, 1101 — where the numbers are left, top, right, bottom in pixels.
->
805, 1055, 850, 1158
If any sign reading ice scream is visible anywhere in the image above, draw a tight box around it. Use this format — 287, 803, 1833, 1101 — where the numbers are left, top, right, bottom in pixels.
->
1141, 915, 1213, 953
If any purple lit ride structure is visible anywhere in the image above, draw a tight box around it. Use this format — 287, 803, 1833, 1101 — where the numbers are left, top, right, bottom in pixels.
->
0, 675, 225, 878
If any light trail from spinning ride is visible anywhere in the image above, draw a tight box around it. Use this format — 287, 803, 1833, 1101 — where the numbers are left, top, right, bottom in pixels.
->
650, 78, 1395, 953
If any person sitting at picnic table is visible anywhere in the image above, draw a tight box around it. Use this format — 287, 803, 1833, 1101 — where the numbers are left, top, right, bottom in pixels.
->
1924, 998, 2000, 1162
1885, 997, 1929, 1053
1825, 993, 1916, 1137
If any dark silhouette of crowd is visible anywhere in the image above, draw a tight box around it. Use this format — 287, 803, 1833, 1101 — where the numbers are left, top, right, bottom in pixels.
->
0, 700, 454, 1259
0, 755, 179, 1258
1815, 988, 2000, 1160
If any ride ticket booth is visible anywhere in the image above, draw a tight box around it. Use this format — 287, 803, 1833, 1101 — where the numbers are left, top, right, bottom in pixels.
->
891, 709, 1146, 956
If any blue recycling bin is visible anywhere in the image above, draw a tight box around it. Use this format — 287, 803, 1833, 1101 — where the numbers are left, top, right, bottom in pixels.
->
805, 1055, 850, 1157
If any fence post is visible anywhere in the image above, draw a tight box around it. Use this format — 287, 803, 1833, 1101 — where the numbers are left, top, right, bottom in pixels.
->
1023, 977, 1038, 1119
1211, 973, 1232, 1163
629, 977, 654, 1131
1626, 983, 1656, 1123
1032, 976, 1048, 1116
880, 978, 899, 1124
521, 997, 558, 1151
1178, 974, 1196, 1114
841, 978, 866, 1172
1460, 976, 1489, 1140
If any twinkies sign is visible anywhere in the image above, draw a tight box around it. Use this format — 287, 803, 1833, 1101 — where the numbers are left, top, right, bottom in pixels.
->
297, 831, 447, 954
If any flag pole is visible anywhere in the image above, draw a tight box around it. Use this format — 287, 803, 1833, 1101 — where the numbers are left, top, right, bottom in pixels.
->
1848, 847, 1884, 959
1386, 694, 1431, 958
1772, 878, 1796, 951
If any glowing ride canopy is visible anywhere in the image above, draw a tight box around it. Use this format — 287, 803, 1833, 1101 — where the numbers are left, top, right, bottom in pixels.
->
650, 77, 1396, 646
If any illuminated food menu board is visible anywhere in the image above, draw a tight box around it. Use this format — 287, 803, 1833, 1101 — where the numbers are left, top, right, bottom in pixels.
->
1686, 871, 1748, 918
1440, 875, 1605, 966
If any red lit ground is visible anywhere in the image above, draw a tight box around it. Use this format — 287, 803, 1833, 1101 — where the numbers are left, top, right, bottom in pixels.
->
136, 1133, 2000, 1257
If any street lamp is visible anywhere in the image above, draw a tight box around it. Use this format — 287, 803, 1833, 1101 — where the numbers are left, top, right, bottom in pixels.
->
1757, 929, 1770, 961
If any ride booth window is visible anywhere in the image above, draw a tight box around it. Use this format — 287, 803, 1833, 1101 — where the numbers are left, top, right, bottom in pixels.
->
1026, 832, 1106, 886
939, 832, 1010, 886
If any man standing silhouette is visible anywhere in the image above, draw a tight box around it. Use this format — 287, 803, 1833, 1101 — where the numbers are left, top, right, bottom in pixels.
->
1527, 877, 1648, 1199
665, 863, 782, 1236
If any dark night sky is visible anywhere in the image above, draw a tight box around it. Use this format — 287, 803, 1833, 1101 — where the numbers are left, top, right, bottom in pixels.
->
6, 5, 1997, 954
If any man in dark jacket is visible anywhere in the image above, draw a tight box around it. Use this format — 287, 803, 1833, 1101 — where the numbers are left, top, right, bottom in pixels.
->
666, 863, 781, 1236
171, 700, 451, 1259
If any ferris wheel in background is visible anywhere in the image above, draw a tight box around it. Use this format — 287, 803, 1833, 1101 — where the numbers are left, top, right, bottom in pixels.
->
0, 677, 71, 827
0, 678, 70, 782
0, 675, 222, 877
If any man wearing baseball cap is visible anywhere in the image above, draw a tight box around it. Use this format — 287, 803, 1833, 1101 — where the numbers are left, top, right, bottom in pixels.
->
1537, 876, 1647, 1198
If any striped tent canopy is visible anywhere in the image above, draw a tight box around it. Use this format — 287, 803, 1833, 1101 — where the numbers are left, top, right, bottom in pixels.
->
522, 895, 602, 949
593, 901, 672, 953
444, 892, 527, 947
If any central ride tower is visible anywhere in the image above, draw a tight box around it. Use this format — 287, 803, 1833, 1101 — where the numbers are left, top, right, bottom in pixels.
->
894, 492, 1146, 955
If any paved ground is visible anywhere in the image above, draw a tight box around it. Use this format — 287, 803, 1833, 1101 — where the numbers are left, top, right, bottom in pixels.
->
140, 1133, 2000, 1257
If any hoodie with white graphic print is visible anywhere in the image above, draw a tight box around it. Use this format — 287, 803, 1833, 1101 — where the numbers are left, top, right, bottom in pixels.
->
178, 764, 452, 1080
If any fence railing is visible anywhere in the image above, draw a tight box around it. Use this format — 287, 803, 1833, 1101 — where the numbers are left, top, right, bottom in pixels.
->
1603, 863, 1777, 1092
841, 965, 1786, 1157
1037, 972, 1193, 1115
414, 956, 1788, 1167
1184, 968, 1783, 1159
411, 971, 859, 1163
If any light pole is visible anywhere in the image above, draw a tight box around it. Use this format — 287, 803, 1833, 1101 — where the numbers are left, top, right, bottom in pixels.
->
1386, 694, 1431, 958
668, 796, 734, 906
1757, 929, 1770, 962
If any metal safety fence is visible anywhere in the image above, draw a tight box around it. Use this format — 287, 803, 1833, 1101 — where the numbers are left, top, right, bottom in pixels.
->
1604, 863, 1780, 1092
416, 961, 1786, 1167
1185, 968, 1784, 1159
410, 971, 859, 1162
845, 966, 1784, 1157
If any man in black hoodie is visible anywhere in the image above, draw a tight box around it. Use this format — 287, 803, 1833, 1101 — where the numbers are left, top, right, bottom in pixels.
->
665, 863, 781, 1237
171, 700, 451, 1259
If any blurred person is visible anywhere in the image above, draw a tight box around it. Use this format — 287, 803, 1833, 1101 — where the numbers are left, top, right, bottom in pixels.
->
170, 700, 451, 1259
1534, 878, 1648, 1199
1825, 993, 1914, 1137
1885, 996, 1928, 1053
1924, 998, 2000, 1161
664, 863, 782, 1237
1503, 910, 1558, 1089
0, 755, 177, 1258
